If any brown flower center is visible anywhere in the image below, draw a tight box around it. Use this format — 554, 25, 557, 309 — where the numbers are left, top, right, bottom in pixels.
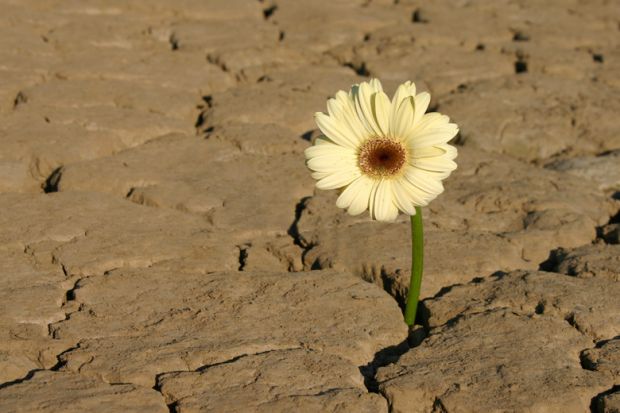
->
358, 138, 407, 177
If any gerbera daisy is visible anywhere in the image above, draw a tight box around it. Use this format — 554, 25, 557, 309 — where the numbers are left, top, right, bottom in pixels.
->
305, 78, 458, 222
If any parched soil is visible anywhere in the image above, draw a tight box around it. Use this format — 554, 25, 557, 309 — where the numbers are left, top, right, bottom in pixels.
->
0, 1, 618, 412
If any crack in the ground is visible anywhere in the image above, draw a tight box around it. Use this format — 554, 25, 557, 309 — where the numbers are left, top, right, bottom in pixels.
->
590, 385, 620, 413
275, 386, 363, 399
237, 244, 249, 271
0, 338, 82, 389
168, 32, 179, 51
21, 239, 86, 341
359, 266, 408, 310
514, 49, 528, 74
579, 335, 620, 372
411, 8, 429, 24
287, 196, 314, 270
362, 328, 429, 413
432, 397, 449, 413
206, 53, 229, 73
47, 277, 85, 339
49, 343, 82, 372
13, 90, 28, 108
597, 204, 620, 244
359, 335, 413, 393
540, 198, 620, 268
343, 61, 371, 77
194, 94, 213, 134
44, 241, 213, 341
563, 312, 599, 344
42, 166, 63, 193
152, 347, 302, 412
0, 370, 42, 390
418, 275, 604, 344
198, 347, 303, 373
262, 4, 277, 20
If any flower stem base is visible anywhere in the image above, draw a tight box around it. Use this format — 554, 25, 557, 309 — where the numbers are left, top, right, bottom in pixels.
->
404, 207, 424, 326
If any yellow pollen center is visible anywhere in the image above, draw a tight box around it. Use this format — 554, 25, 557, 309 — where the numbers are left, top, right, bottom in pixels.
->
358, 138, 407, 177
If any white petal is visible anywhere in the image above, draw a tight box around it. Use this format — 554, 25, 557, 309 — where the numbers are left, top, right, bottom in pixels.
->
311, 171, 331, 180
336, 175, 368, 209
354, 82, 383, 136
333, 91, 368, 143
413, 113, 450, 132
408, 124, 459, 149
369, 78, 384, 93
346, 175, 375, 216
336, 178, 360, 209
390, 89, 406, 134
394, 175, 432, 206
316, 168, 361, 190
412, 92, 431, 127
326, 98, 341, 118
313, 136, 333, 145
391, 179, 417, 215
392, 81, 416, 108
412, 156, 458, 173
315, 112, 358, 149
390, 84, 408, 111
372, 91, 391, 136
390, 96, 415, 139
409, 145, 446, 159
404, 166, 446, 197
441, 144, 458, 160
304, 139, 356, 160
370, 179, 399, 221
306, 153, 358, 173
418, 143, 458, 160
350, 86, 372, 135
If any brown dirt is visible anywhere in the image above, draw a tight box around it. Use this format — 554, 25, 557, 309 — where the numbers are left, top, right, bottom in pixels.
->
0, 0, 618, 412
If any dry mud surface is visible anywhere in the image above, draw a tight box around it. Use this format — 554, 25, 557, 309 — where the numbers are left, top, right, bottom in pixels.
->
0, 1, 618, 412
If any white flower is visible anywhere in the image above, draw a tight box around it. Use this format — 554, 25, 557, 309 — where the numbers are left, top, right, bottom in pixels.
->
304, 78, 458, 222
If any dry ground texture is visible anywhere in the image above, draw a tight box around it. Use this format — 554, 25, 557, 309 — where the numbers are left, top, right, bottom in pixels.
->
0, 0, 619, 412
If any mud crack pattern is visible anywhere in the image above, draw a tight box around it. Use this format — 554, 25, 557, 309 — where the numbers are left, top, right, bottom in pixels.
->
0, 0, 618, 412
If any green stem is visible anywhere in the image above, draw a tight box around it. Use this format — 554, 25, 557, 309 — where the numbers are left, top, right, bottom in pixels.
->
404, 207, 424, 326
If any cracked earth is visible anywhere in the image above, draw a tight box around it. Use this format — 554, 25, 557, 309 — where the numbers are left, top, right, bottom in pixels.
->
0, 0, 619, 412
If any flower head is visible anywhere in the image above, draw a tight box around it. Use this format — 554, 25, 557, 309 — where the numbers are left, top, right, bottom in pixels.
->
304, 79, 458, 222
